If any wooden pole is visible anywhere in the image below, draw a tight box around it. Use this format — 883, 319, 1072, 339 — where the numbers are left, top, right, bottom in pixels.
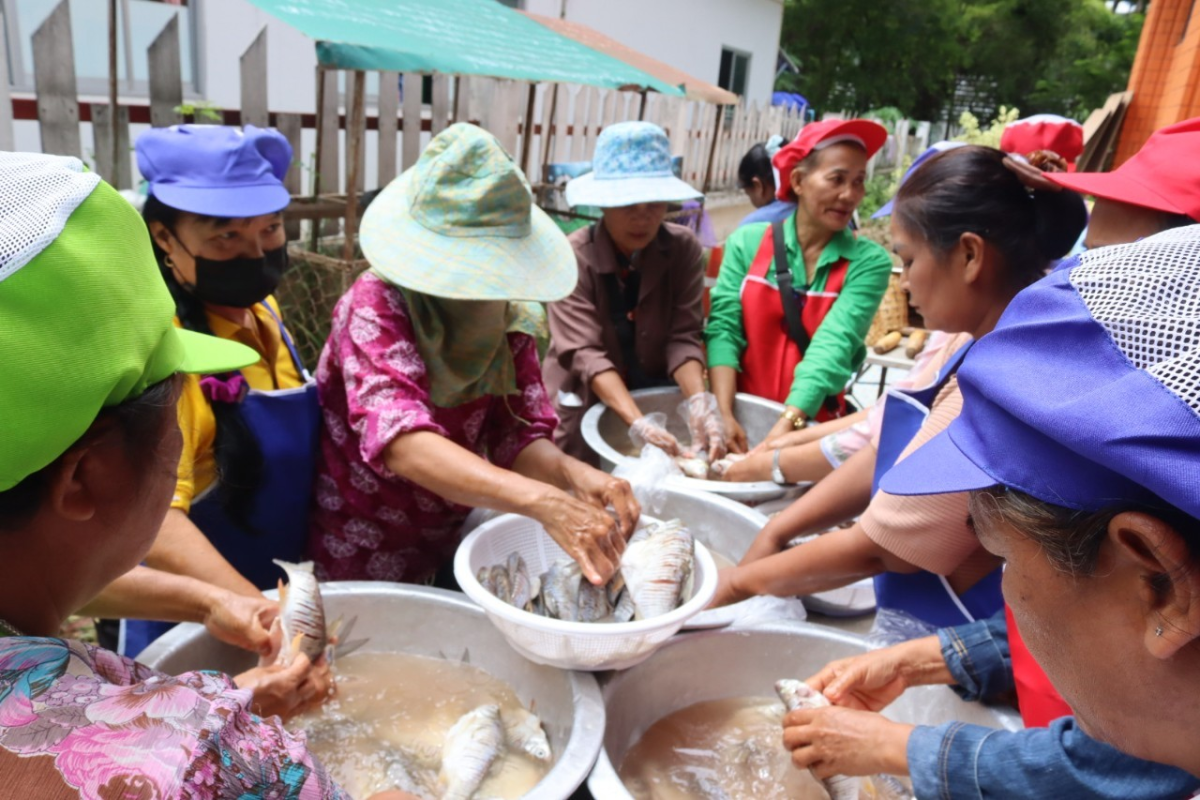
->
638, 90, 648, 121
702, 104, 723, 192
520, 82, 537, 174
541, 83, 559, 170
309, 66, 327, 252
342, 70, 366, 263
108, 0, 119, 184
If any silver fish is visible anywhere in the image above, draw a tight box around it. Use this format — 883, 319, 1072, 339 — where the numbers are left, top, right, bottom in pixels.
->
675, 454, 711, 479
502, 704, 552, 762
620, 519, 694, 620
439, 703, 505, 800
506, 553, 533, 611
273, 559, 326, 665
477, 566, 496, 596
540, 560, 582, 622
774, 679, 864, 800
611, 586, 636, 623
490, 565, 513, 605
576, 577, 614, 622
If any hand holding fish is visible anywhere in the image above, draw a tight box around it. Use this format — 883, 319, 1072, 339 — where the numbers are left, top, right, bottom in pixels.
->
235, 652, 335, 722
782, 704, 913, 780
201, 588, 279, 657
561, 461, 640, 540
685, 392, 728, 461
806, 635, 953, 712
630, 415, 683, 457
530, 488, 627, 586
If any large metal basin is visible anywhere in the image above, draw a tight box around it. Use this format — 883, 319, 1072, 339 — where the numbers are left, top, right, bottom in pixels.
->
582, 387, 807, 504
140, 583, 604, 800
588, 622, 1022, 798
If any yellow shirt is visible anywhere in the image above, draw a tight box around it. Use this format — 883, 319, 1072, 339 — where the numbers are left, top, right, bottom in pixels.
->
171, 297, 305, 512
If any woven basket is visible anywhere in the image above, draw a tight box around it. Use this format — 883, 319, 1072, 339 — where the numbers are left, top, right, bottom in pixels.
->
866, 270, 909, 346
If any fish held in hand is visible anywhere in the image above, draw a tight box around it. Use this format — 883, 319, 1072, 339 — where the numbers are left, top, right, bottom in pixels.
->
274, 559, 327, 666
775, 679, 868, 800
439, 703, 505, 800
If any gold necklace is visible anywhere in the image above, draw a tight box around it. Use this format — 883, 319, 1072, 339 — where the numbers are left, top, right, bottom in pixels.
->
0, 617, 23, 637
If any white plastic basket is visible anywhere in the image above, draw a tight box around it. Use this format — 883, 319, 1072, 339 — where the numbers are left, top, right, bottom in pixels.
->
455, 514, 717, 671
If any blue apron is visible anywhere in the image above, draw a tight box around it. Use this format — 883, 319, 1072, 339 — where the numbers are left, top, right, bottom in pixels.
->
870, 341, 1003, 630
121, 304, 321, 657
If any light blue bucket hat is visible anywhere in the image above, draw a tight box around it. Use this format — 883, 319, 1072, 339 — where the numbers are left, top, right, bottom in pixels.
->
565, 121, 702, 209
361, 123, 576, 302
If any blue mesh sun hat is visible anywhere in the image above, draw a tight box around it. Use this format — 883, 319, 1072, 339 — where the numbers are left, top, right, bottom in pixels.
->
564, 122, 702, 209
881, 225, 1200, 521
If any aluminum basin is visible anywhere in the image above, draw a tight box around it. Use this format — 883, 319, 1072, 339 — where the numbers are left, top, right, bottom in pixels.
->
654, 484, 767, 565
581, 387, 807, 504
140, 582, 604, 800
588, 622, 1022, 799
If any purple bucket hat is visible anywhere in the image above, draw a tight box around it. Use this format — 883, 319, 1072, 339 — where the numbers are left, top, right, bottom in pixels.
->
881, 225, 1200, 521
136, 124, 293, 218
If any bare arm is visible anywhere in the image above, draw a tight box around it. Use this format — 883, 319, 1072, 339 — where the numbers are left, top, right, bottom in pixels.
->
740, 444, 878, 563
145, 508, 261, 598
672, 358, 706, 397
589, 369, 643, 427
385, 432, 633, 584
727, 522, 918, 604
79, 566, 277, 656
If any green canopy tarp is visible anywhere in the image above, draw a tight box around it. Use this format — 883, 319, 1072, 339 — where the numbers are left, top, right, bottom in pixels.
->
246, 0, 685, 96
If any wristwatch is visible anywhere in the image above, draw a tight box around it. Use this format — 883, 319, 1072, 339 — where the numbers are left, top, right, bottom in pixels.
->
771, 448, 788, 485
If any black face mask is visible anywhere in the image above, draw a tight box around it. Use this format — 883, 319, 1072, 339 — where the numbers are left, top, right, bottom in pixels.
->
170, 232, 289, 308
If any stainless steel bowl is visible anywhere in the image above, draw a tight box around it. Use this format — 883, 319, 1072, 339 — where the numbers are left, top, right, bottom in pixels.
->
140, 582, 605, 800
655, 484, 767, 564
588, 622, 1022, 799
581, 387, 808, 504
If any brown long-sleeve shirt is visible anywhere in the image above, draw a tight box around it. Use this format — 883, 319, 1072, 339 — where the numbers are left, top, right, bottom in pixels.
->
543, 220, 706, 460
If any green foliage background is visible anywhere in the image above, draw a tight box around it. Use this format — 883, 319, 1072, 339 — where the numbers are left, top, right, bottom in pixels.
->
777, 0, 1143, 122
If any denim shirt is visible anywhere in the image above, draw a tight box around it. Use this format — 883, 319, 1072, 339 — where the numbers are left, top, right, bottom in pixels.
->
907, 613, 1200, 800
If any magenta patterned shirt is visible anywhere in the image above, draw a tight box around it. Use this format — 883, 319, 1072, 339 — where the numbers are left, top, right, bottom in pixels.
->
309, 272, 557, 584
0, 637, 349, 799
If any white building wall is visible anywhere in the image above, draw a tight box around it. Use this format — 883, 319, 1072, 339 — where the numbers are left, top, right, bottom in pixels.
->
523, 0, 784, 104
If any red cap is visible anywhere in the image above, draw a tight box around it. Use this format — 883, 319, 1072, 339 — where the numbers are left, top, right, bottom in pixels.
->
1045, 116, 1200, 222
772, 119, 888, 201
1000, 115, 1084, 165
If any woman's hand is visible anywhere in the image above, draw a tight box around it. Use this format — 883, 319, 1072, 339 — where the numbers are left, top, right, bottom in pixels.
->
724, 414, 749, 454
629, 415, 683, 457
763, 407, 805, 448
709, 566, 751, 608
686, 392, 728, 460
235, 653, 334, 722
202, 589, 280, 658
529, 486, 631, 586
721, 450, 772, 483
782, 705, 913, 778
562, 462, 640, 540
739, 520, 793, 565
806, 635, 951, 712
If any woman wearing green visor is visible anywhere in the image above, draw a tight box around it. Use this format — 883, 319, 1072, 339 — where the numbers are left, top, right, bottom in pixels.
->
0, 153, 411, 799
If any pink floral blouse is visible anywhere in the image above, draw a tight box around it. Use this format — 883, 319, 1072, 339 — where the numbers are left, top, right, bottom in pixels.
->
0, 636, 349, 799
309, 272, 557, 584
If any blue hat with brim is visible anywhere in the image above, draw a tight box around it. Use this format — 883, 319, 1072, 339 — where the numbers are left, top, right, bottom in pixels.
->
881, 227, 1200, 521
136, 125, 293, 218
566, 121, 702, 209
871, 141, 966, 220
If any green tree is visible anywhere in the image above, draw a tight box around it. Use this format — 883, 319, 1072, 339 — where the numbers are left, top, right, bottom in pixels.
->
777, 0, 1142, 122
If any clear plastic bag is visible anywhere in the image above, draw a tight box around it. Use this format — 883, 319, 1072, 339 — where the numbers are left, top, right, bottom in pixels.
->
867, 606, 939, 650
612, 443, 682, 517
676, 392, 728, 459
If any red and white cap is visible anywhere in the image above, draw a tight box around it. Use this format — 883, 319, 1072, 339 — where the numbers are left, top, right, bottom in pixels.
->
1000, 114, 1084, 166
1045, 116, 1200, 222
772, 119, 888, 201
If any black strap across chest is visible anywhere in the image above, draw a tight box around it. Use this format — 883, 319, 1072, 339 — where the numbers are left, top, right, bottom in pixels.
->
773, 221, 811, 354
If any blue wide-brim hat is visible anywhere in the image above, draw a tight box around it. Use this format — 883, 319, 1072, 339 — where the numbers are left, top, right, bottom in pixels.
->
136, 124, 293, 218
565, 121, 702, 209
881, 226, 1200, 521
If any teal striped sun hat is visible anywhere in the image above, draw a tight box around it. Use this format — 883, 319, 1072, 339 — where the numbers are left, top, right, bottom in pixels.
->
361, 123, 577, 302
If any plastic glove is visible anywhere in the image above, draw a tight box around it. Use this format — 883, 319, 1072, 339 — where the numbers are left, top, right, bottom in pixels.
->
629, 412, 682, 457
684, 392, 728, 460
